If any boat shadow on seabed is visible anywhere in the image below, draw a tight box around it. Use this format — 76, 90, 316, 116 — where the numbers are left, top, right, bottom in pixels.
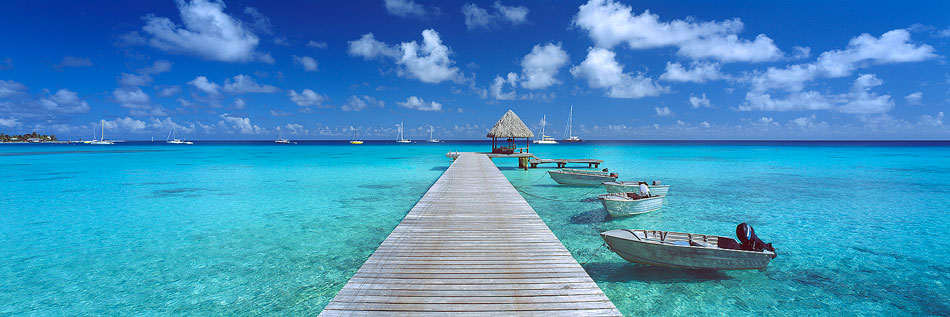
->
583, 262, 732, 283
570, 208, 610, 224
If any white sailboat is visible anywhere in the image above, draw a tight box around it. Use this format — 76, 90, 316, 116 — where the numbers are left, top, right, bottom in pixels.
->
533, 114, 558, 144
275, 126, 291, 144
426, 125, 440, 143
349, 127, 363, 144
89, 120, 114, 145
396, 122, 411, 143
562, 105, 582, 142
166, 127, 193, 144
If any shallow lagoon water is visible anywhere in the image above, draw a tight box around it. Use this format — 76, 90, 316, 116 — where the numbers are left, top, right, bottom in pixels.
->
1, 141, 948, 315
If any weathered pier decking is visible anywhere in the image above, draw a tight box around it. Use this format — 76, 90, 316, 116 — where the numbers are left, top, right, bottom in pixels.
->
321, 153, 620, 316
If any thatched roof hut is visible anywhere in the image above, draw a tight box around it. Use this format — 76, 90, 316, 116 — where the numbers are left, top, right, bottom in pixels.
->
487, 110, 534, 138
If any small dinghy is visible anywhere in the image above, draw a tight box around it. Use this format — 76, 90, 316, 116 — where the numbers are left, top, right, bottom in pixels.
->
548, 168, 618, 186
600, 223, 777, 270
603, 181, 670, 196
598, 192, 664, 217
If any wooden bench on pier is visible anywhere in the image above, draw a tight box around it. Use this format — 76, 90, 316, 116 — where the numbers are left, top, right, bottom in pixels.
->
528, 158, 603, 168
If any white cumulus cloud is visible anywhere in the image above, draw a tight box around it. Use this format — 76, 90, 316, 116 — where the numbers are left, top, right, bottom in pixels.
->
570, 47, 668, 98
0, 79, 27, 98
904, 91, 922, 105
119, 73, 153, 86
223, 74, 277, 94
39, 89, 90, 114
288, 89, 328, 107
919, 112, 943, 126
520, 43, 569, 89
188, 76, 220, 94
397, 96, 442, 111
307, 40, 328, 49
139, 0, 268, 62
748, 29, 936, 93
218, 113, 262, 134
573, 0, 782, 62
655, 106, 672, 116
342, 95, 385, 111
689, 93, 711, 108
0, 117, 19, 128
397, 29, 461, 83
660, 62, 722, 83
462, 1, 529, 30
490, 72, 518, 100
740, 74, 893, 114
348, 33, 400, 59
113, 87, 167, 116
348, 29, 460, 84
384, 0, 432, 19
293, 55, 318, 72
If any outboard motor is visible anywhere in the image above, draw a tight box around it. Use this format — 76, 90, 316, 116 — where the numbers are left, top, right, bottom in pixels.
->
736, 223, 776, 255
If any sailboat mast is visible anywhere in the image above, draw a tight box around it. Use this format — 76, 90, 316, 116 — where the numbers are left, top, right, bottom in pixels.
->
564, 106, 574, 139
568, 106, 573, 138
100, 119, 104, 141
539, 115, 546, 140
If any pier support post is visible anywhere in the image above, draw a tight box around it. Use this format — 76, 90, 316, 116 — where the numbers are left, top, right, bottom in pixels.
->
518, 156, 529, 170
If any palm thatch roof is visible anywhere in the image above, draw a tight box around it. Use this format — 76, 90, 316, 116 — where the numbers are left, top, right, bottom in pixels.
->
487, 110, 534, 138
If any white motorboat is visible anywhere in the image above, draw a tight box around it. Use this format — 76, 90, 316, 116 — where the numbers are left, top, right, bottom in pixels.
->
396, 122, 411, 143
600, 227, 777, 270
598, 192, 664, 217
603, 181, 670, 196
533, 115, 558, 144
548, 168, 617, 186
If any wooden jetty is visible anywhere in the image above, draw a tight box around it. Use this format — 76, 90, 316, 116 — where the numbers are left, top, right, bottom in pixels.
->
321, 153, 620, 316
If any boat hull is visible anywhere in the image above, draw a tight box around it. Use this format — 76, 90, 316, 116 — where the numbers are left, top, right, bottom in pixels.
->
534, 140, 558, 144
603, 182, 670, 196
600, 229, 775, 270
548, 170, 617, 186
598, 194, 664, 217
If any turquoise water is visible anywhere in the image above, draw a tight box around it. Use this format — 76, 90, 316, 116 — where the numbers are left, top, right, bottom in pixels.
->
1, 141, 948, 315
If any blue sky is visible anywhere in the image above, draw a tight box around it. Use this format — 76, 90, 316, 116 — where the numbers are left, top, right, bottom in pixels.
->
1, 0, 949, 140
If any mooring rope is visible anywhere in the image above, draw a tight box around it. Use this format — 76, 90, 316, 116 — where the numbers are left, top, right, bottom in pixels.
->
579, 243, 608, 265
512, 184, 602, 202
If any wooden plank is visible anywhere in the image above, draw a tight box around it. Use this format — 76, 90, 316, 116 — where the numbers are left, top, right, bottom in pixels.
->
330, 294, 611, 304
333, 288, 607, 297
320, 309, 622, 317
323, 301, 618, 312
333, 282, 603, 291
320, 153, 620, 316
